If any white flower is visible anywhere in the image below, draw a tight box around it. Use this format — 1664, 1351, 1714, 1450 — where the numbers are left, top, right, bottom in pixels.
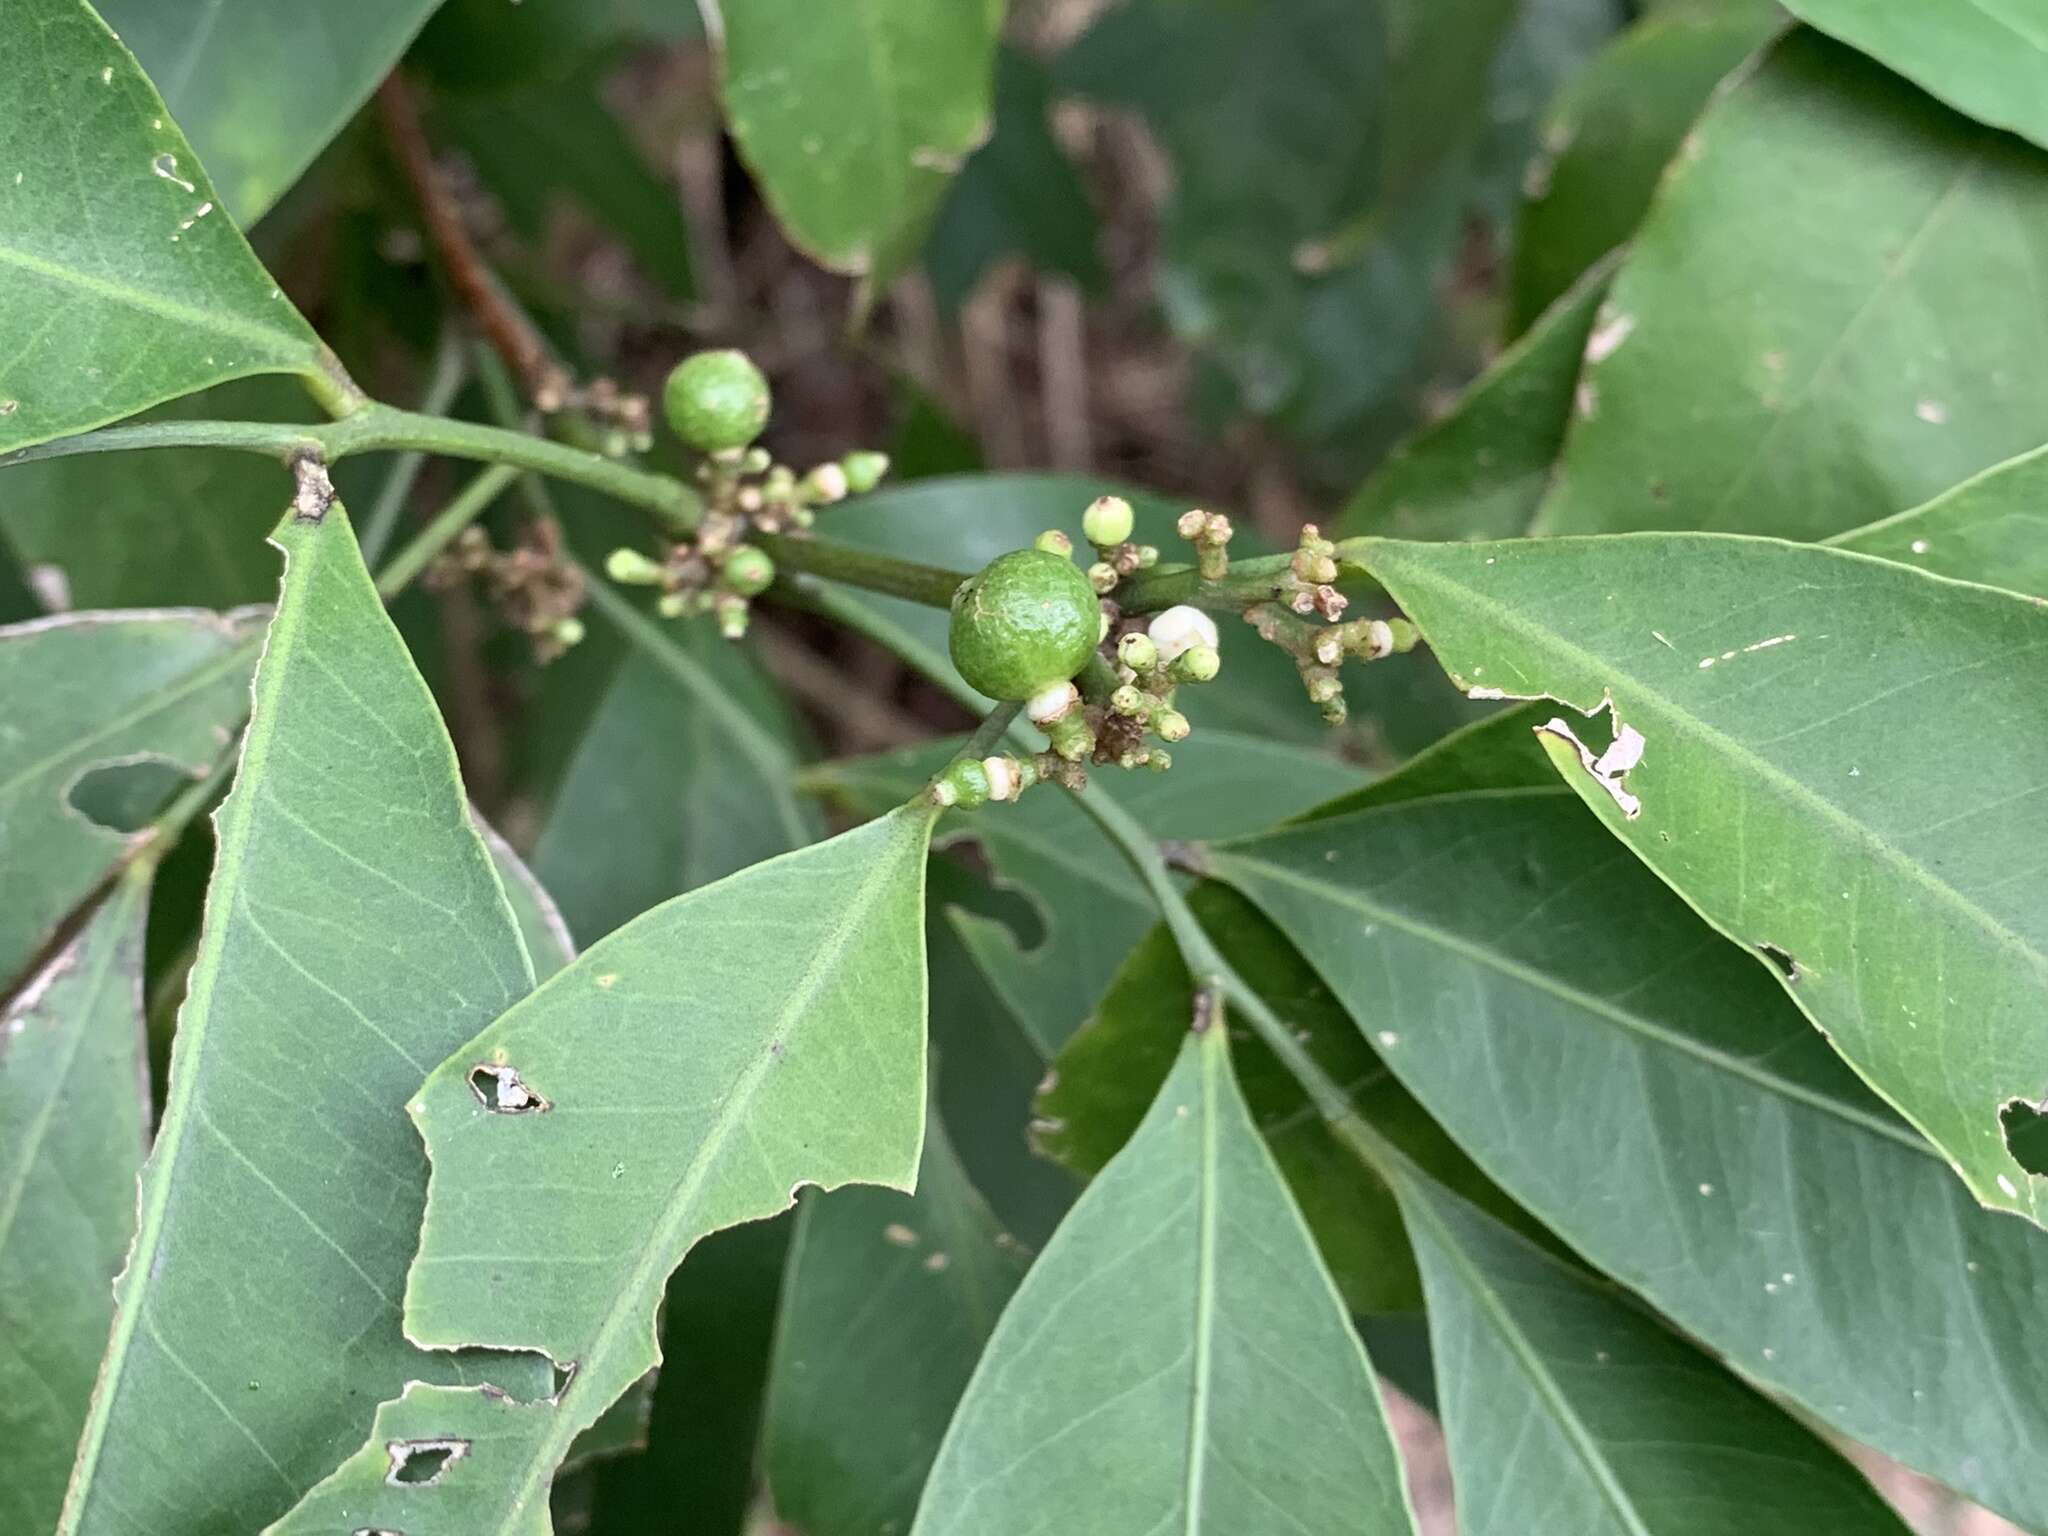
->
1146, 605, 1219, 664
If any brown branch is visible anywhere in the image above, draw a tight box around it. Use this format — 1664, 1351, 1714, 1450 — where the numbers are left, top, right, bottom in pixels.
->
376, 72, 572, 411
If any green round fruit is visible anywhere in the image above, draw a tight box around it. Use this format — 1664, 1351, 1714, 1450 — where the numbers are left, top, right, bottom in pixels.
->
664, 350, 771, 453
948, 549, 1100, 702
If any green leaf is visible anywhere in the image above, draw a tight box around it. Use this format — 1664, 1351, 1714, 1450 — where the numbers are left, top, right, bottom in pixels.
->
0, 869, 151, 1536
1533, 29, 2048, 540
911, 1028, 1416, 1536
808, 731, 1364, 1053
1778, 0, 2048, 154
0, 379, 310, 609
287, 807, 937, 1535
1830, 443, 2048, 600
96, 0, 443, 222
1506, 2, 1779, 335
532, 627, 819, 946
0, 0, 332, 455
60, 505, 548, 1536
1214, 788, 2048, 1527
825, 474, 1335, 745
1342, 253, 1616, 542
477, 819, 576, 985
1355, 531, 2048, 1224
763, 1109, 1028, 1535
713, 0, 1004, 285
0, 608, 258, 996
1394, 1168, 1910, 1536
924, 46, 1104, 309
1302, 702, 1556, 822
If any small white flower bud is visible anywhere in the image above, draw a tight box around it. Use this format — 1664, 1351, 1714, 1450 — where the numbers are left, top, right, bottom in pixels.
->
1026, 680, 1080, 725
982, 755, 1018, 802
1147, 604, 1219, 664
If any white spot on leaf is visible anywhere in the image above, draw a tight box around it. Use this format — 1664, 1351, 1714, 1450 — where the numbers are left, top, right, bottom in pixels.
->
1585, 309, 1635, 365
1536, 714, 1646, 820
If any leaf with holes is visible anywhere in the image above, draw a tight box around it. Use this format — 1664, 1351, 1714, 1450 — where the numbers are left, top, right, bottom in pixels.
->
1215, 787, 2048, 1527
97, 0, 448, 223
59, 504, 549, 1536
1392, 1166, 1912, 1536
0, 607, 259, 997
276, 807, 936, 1535
762, 1109, 1028, 1536
0, 868, 152, 1536
1354, 532, 2048, 1224
1829, 443, 2048, 600
1534, 30, 2048, 541
910, 1027, 1416, 1536
0, 0, 335, 454
711, 0, 1003, 285
1778, 0, 2048, 154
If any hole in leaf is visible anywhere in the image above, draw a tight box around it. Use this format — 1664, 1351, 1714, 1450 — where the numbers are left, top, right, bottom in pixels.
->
2000, 1100, 2048, 1177
1756, 943, 1799, 983
67, 757, 194, 832
469, 1063, 549, 1113
384, 1438, 468, 1487
550, 1359, 578, 1400
352, 1528, 405, 1536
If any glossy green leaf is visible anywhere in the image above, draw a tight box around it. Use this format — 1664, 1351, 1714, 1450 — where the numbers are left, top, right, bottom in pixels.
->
1830, 443, 2048, 600
1215, 788, 2048, 1527
1779, 0, 2048, 153
1303, 703, 1555, 822
712, 0, 1003, 285
763, 1109, 1028, 1535
911, 1028, 1416, 1536
533, 630, 818, 946
0, 0, 331, 454
825, 474, 1334, 744
97, 0, 443, 222
1395, 1169, 1910, 1536
0, 869, 151, 1536
0, 607, 258, 996
283, 808, 937, 1535
1507, 2, 1779, 334
0, 379, 309, 609
1534, 30, 2048, 540
807, 730, 1364, 1053
61, 505, 547, 1536
477, 820, 576, 986
925, 46, 1103, 309
1355, 531, 2048, 1225
1342, 253, 1615, 542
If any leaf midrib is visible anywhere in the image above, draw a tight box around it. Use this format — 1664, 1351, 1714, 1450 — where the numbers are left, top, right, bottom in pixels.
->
1399, 1184, 1655, 1536
1178, 1033, 1221, 1534
1212, 847, 1931, 1158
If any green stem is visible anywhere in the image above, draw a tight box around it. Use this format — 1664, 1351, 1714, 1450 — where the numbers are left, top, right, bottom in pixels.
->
755, 532, 967, 608
959, 701, 1025, 761
1114, 552, 1304, 615
2, 403, 699, 529
359, 328, 471, 565
374, 462, 522, 600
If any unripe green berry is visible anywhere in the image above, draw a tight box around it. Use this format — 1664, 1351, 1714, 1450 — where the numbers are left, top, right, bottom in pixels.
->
722, 545, 776, 597
1172, 643, 1220, 684
1117, 632, 1159, 673
606, 547, 666, 586
664, 349, 771, 453
841, 451, 890, 495
1035, 529, 1074, 558
1082, 494, 1135, 548
948, 549, 1101, 702
1110, 684, 1147, 718
1155, 708, 1190, 743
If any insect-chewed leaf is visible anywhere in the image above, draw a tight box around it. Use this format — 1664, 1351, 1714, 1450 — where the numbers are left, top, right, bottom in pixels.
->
910, 1028, 1416, 1536
0, 0, 331, 454
0, 606, 258, 998
0, 870, 152, 1535
59, 503, 548, 1536
1356, 532, 2048, 1228
1395, 1170, 1910, 1536
279, 807, 936, 1535
1215, 789, 2048, 1527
